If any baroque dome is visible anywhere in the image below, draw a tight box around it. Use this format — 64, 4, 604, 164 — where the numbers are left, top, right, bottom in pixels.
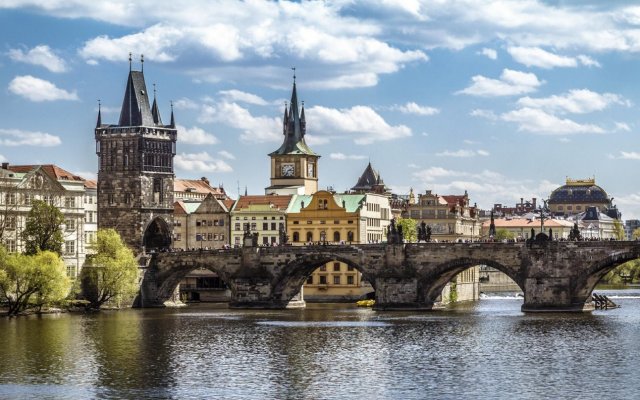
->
548, 178, 609, 204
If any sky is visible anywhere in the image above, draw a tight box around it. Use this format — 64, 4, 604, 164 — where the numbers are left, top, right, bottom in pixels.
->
1, 0, 640, 219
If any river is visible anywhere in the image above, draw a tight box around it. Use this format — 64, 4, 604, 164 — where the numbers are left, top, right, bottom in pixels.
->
1, 289, 639, 399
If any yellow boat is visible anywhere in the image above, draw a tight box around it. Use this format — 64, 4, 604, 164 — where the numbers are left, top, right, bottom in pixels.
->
356, 299, 375, 307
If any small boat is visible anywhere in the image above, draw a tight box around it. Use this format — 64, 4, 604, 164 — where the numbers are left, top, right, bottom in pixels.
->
356, 299, 375, 307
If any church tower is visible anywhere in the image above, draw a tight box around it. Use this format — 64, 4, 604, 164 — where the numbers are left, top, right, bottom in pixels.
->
265, 73, 319, 196
95, 56, 177, 253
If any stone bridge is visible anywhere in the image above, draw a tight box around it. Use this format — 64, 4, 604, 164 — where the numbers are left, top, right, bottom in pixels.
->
138, 241, 640, 312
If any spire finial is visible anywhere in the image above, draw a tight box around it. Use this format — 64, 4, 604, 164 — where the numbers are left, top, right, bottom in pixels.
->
129, 52, 132, 71
96, 99, 102, 128
170, 100, 176, 128
141, 54, 144, 72
291, 66, 296, 83
153, 83, 157, 99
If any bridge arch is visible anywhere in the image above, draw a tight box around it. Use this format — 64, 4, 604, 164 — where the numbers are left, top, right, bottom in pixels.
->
421, 258, 524, 305
143, 216, 172, 251
148, 253, 236, 305
271, 250, 372, 304
572, 250, 640, 304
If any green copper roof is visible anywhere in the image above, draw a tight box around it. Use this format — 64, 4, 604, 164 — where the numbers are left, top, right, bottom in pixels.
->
287, 193, 365, 213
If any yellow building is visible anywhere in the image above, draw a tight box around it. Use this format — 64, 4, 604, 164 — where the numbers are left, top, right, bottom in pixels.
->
481, 217, 574, 240
287, 190, 391, 301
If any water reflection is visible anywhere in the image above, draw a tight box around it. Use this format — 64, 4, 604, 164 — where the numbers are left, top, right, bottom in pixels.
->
1, 291, 640, 399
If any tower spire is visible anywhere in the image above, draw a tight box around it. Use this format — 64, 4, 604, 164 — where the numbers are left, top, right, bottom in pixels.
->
96, 99, 102, 128
141, 54, 144, 72
170, 101, 175, 128
151, 83, 163, 126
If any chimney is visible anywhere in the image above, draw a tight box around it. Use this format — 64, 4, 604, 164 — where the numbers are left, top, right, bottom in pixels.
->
201, 176, 210, 186
1, 162, 8, 170
533, 198, 537, 208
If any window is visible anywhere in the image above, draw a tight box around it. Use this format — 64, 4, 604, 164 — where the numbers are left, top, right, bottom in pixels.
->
5, 193, 16, 205
263, 223, 269, 231
347, 275, 354, 285
23, 193, 32, 206
348, 220, 354, 224
333, 263, 340, 272
320, 265, 326, 271
208, 233, 213, 241
333, 231, 340, 242
333, 276, 341, 285
64, 219, 76, 231
293, 221, 299, 225
347, 231, 354, 242
251, 223, 257, 230
65, 240, 75, 255
64, 196, 75, 208
5, 216, 16, 230
319, 276, 327, 284
4, 239, 16, 253
66, 266, 76, 278
306, 231, 313, 242
235, 223, 241, 231
293, 232, 300, 242
271, 223, 276, 230
347, 266, 355, 271
175, 233, 182, 241
306, 276, 313, 284
263, 236, 269, 245
108, 194, 115, 205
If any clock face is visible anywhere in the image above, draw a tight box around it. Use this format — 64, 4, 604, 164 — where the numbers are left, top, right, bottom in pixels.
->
281, 164, 294, 177
307, 163, 314, 177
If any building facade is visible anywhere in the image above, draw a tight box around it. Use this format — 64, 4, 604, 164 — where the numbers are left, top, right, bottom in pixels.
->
286, 190, 392, 301
0, 163, 89, 278
230, 195, 291, 247
548, 177, 620, 219
173, 194, 233, 251
95, 64, 177, 254
405, 190, 480, 242
625, 219, 640, 240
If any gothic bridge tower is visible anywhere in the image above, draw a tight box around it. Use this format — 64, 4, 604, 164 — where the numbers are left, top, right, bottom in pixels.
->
95, 58, 177, 254
265, 73, 320, 196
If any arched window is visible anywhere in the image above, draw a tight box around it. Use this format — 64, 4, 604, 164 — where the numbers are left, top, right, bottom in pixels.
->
347, 231, 354, 242
293, 232, 299, 242
320, 231, 326, 242
333, 231, 340, 242
306, 231, 313, 242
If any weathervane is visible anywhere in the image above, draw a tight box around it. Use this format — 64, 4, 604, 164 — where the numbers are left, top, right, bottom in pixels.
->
291, 66, 296, 82
128, 52, 132, 71
141, 54, 144, 72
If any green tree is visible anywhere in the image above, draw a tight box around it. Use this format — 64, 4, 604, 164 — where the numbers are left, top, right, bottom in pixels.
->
494, 228, 515, 241
603, 259, 640, 284
0, 247, 70, 316
21, 200, 64, 255
613, 219, 625, 240
632, 228, 640, 240
396, 218, 417, 242
82, 229, 139, 309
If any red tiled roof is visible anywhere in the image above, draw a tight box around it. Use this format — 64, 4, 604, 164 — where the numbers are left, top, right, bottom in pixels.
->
8, 164, 85, 182
234, 195, 292, 211
174, 178, 226, 195
84, 179, 97, 189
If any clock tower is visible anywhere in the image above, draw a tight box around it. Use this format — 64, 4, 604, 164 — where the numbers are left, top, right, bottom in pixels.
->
266, 74, 319, 196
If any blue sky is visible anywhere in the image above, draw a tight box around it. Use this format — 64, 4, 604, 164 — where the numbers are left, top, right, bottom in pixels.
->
1, 1, 640, 219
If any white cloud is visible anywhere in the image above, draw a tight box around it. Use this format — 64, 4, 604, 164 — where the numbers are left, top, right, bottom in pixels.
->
329, 153, 367, 160
478, 48, 497, 60
612, 151, 640, 160
613, 192, 640, 219
173, 97, 199, 110
470, 109, 498, 120
174, 152, 232, 173
508, 46, 579, 69
457, 69, 542, 97
8, 75, 79, 102
0, 128, 61, 146
615, 122, 631, 132
8, 45, 67, 72
576, 55, 601, 68
392, 102, 439, 116
0, 154, 6, 162
218, 150, 235, 160
218, 89, 269, 106
308, 105, 412, 144
199, 102, 281, 143
412, 166, 462, 182
501, 107, 604, 135
435, 149, 490, 157
517, 89, 629, 114
177, 125, 218, 145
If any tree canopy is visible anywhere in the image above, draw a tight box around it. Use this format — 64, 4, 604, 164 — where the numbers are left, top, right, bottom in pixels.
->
82, 229, 139, 309
21, 200, 64, 255
396, 218, 417, 243
494, 228, 515, 241
633, 228, 640, 240
0, 247, 70, 316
